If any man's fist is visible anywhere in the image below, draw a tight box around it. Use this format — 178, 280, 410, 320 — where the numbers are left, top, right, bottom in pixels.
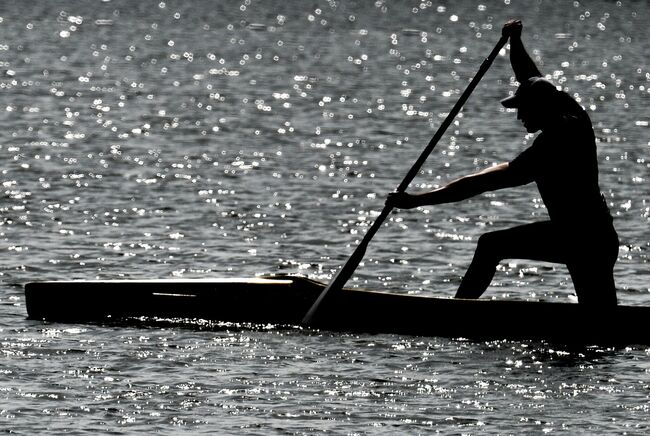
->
502, 19, 523, 39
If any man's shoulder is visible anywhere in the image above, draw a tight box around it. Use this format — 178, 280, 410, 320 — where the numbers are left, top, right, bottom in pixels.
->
543, 114, 593, 141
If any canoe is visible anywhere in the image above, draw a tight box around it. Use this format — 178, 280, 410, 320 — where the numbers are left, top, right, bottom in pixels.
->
24, 275, 650, 345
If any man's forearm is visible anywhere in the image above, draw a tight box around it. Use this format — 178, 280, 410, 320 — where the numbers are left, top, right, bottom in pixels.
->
509, 36, 542, 83
413, 175, 487, 206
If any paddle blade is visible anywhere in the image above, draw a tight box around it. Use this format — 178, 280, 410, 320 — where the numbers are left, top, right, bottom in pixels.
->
302, 240, 368, 325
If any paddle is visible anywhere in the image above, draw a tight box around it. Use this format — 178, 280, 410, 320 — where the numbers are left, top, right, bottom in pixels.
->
302, 34, 509, 325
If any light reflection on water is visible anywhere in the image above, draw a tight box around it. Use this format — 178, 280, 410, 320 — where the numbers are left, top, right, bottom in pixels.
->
4, 323, 650, 433
0, 0, 649, 433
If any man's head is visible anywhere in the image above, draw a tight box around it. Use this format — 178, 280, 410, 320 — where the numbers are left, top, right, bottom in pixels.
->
501, 77, 560, 133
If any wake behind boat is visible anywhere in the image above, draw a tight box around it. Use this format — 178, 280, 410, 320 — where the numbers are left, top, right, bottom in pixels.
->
24, 276, 649, 345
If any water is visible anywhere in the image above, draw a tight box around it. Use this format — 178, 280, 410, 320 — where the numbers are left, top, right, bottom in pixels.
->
0, 0, 648, 433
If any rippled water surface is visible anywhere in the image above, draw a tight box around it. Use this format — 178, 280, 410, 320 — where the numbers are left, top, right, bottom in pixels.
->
1, 0, 649, 433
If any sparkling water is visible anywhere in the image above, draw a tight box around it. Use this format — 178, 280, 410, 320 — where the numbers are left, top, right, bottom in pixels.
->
1, 1, 648, 433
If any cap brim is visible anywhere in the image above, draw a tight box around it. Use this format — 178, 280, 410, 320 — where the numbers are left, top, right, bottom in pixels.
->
500, 94, 520, 108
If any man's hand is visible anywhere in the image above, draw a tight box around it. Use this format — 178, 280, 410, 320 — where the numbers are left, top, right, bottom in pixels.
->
502, 19, 523, 39
386, 192, 418, 210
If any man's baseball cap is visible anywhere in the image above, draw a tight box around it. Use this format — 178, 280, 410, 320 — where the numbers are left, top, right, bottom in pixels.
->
501, 77, 559, 108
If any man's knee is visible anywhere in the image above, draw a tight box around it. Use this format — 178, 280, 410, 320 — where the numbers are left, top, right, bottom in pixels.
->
477, 231, 501, 251
475, 231, 504, 262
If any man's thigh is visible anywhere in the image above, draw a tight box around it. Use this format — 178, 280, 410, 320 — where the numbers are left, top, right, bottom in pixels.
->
485, 221, 567, 263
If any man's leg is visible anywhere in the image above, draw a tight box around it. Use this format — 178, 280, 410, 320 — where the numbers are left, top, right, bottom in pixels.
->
567, 227, 619, 307
567, 261, 617, 307
455, 221, 565, 299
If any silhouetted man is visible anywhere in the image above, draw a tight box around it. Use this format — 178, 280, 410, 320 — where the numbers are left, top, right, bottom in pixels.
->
387, 20, 618, 306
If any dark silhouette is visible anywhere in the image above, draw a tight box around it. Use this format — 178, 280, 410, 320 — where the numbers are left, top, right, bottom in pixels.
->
387, 20, 618, 306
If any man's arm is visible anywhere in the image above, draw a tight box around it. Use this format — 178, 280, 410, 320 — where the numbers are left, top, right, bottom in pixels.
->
386, 162, 532, 209
503, 20, 542, 83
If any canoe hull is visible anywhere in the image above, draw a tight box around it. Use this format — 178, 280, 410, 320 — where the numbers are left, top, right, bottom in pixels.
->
24, 276, 649, 345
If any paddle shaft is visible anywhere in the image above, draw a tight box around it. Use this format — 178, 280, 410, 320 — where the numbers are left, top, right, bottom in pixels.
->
302, 35, 509, 324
